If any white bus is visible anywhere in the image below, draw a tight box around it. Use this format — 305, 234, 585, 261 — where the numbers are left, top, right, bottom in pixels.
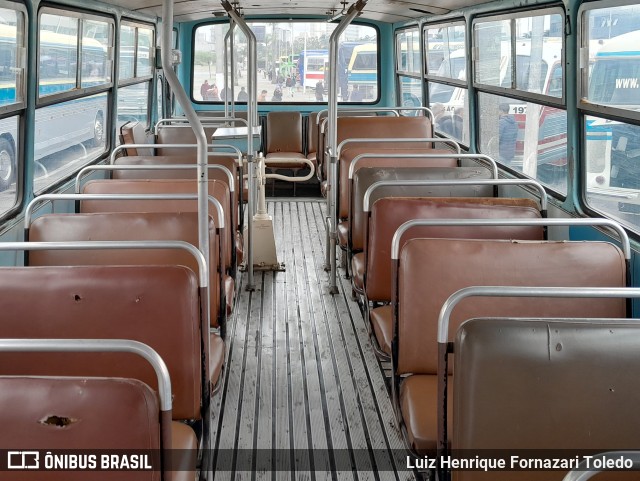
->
586, 30, 640, 210
0, 24, 107, 191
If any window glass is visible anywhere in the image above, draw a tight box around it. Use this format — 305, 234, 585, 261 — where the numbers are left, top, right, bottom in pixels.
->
81, 19, 111, 87
585, 116, 640, 229
117, 82, 149, 129
34, 93, 107, 193
428, 82, 468, 144
0, 8, 25, 107
0, 115, 19, 213
119, 24, 135, 80
39, 13, 79, 96
474, 20, 509, 87
193, 22, 379, 103
398, 76, 422, 109
475, 14, 563, 97
585, 6, 640, 113
137, 27, 153, 77
478, 91, 567, 192
396, 29, 420, 74
425, 24, 465, 78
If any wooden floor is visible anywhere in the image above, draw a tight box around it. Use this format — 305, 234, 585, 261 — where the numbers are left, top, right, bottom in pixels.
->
210, 199, 417, 481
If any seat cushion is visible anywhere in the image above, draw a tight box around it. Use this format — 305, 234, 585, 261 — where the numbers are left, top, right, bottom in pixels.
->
265, 152, 307, 169
224, 274, 235, 315
370, 305, 392, 356
210, 333, 225, 389
171, 422, 197, 481
399, 375, 453, 454
236, 231, 244, 265
337, 221, 349, 249
351, 252, 365, 292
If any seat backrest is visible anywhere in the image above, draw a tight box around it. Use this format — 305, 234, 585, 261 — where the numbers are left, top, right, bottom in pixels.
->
338, 149, 459, 219
112, 156, 239, 231
396, 238, 627, 376
0, 265, 201, 421
351, 166, 493, 250
120, 121, 154, 156
81, 179, 232, 271
453, 317, 640, 479
156, 125, 218, 156
28, 211, 221, 328
266, 111, 303, 154
336, 116, 433, 147
0, 375, 161, 480
366, 197, 543, 302
307, 112, 320, 155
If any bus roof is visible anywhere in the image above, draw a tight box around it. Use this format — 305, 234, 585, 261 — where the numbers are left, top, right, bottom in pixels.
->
595, 30, 640, 57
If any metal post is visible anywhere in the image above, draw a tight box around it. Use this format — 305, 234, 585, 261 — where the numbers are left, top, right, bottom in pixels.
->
223, 1, 258, 291
327, 0, 368, 294
161, 0, 209, 273
223, 20, 236, 119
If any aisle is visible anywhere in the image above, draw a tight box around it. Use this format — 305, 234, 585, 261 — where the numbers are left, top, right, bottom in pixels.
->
209, 199, 417, 481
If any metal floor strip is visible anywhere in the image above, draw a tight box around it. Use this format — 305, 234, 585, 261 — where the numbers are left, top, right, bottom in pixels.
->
211, 199, 417, 481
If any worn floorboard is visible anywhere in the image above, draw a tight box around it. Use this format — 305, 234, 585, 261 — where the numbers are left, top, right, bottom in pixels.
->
211, 199, 417, 481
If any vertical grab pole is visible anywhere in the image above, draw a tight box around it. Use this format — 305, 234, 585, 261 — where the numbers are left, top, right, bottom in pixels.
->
162, 0, 214, 473
161, 0, 210, 300
224, 1, 258, 291
327, 0, 368, 294
223, 21, 236, 119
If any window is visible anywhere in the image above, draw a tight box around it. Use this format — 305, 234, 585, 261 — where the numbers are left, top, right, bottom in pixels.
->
424, 22, 468, 144
394, 27, 423, 115
192, 21, 379, 103
425, 24, 466, 78
474, 9, 567, 194
580, 3, 640, 231
117, 21, 154, 130
0, 3, 25, 217
38, 13, 112, 98
396, 28, 420, 74
34, 8, 114, 194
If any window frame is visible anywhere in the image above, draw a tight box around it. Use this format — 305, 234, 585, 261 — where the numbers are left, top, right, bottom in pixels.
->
423, 20, 467, 90
577, 0, 640, 124
190, 19, 381, 105
36, 7, 114, 108
394, 25, 423, 110
0, 1, 27, 117
471, 7, 566, 108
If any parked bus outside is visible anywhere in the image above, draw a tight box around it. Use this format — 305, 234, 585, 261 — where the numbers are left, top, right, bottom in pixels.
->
346, 42, 378, 100
0, 23, 108, 192
585, 30, 640, 215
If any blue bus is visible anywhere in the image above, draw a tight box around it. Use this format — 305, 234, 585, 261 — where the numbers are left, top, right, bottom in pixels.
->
0, 24, 108, 191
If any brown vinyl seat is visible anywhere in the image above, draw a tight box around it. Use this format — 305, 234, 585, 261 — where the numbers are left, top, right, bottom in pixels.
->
362, 196, 543, 356
155, 122, 246, 206
120, 120, 154, 156
0, 376, 172, 481
0, 265, 205, 419
307, 112, 321, 178
451, 317, 640, 481
337, 151, 461, 250
349, 165, 493, 254
81, 178, 236, 311
0, 266, 201, 480
155, 124, 218, 156
27, 212, 225, 391
394, 238, 627, 455
265, 111, 307, 169
317, 111, 380, 183
331, 115, 436, 209
112, 155, 244, 264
